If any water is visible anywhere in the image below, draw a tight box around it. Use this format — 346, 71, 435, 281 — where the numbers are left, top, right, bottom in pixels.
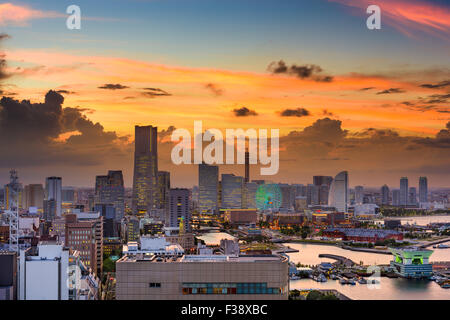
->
286, 242, 450, 300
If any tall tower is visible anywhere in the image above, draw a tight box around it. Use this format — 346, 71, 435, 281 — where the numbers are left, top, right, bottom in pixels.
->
132, 125, 158, 215
400, 177, 408, 206
328, 171, 349, 212
381, 184, 390, 205
198, 163, 218, 214
419, 177, 428, 203
245, 150, 250, 183
45, 177, 62, 217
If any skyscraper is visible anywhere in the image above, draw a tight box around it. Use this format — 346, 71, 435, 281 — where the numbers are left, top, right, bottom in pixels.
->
313, 176, 333, 205
157, 171, 171, 212
408, 187, 417, 206
392, 189, 400, 206
221, 174, 244, 209
95, 171, 125, 222
168, 188, 191, 232
328, 171, 349, 212
381, 184, 390, 205
132, 125, 158, 215
198, 163, 219, 214
306, 184, 319, 205
419, 177, 428, 203
45, 177, 62, 217
355, 186, 364, 205
23, 184, 44, 210
400, 177, 408, 206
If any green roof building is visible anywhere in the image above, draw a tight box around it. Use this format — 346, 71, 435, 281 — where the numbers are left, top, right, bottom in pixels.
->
389, 247, 433, 278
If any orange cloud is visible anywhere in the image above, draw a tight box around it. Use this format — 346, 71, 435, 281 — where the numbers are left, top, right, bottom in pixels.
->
0, 3, 63, 26
329, 0, 450, 39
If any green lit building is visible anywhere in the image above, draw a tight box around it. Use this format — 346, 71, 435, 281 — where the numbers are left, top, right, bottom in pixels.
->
389, 247, 433, 278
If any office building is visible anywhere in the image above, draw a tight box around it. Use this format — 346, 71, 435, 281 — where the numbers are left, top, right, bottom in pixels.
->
94, 203, 117, 238
306, 184, 320, 206
116, 253, 289, 300
62, 187, 76, 205
132, 125, 158, 215
45, 177, 62, 217
355, 186, 364, 205
419, 177, 428, 203
221, 174, 244, 209
328, 171, 349, 212
381, 185, 390, 205
392, 189, 400, 206
168, 188, 191, 233
95, 171, 125, 222
157, 171, 170, 218
198, 163, 219, 214
23, 184, 44, 210
400, 177, 408, 206
65, 213, 103, 275
0, 251, 17, 300
408, 187, 417, 206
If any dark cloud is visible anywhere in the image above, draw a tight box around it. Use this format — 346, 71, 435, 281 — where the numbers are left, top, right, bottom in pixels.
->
56, 89, 76, 95
0, 33, 10, 82
142, 87, 171, 98
267, 60, 333, 82
0, 90, 129, 168
279, 108, 310, 117
322, 109, 335, 117
420, 80, 450, 89
159, 126, 177, 139
359, 87, 375, 91
98, 83, 129, 90
204, 83, 224, 96
376, 88, 405, 95
233, 107, 258, 117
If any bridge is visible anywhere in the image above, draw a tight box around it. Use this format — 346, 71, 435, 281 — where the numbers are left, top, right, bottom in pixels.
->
318, 254, 356, 267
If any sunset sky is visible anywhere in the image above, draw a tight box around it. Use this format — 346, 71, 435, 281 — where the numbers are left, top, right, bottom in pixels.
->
0, 0, 449, 188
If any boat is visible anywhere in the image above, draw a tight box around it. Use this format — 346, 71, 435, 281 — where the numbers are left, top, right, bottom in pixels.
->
367, 278, 380, 285
290, 275, 300, 280
339, 278, 348, 285
358, 278, 367, 284
330, 274, 338, 280
317, 274, 327, 282
348, 278, 356, 285
436, 244, 450, 249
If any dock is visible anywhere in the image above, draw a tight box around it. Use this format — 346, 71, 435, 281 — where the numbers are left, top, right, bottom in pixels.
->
318, 254, 355, 267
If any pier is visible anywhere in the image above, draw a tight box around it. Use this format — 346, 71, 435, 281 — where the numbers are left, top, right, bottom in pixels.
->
318, 254, 355, 267
419, 237, 450, 248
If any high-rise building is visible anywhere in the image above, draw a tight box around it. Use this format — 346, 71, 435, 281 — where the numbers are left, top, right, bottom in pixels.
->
313, 176, 333, 188
94, 203, 117, 238
221, 174, 244, 209
399, 177, 408, 206
45, 177, 62, 217
355, 186, 364, 205
198, 163, 219, 214
419, 177, 428, 203
328, 171, 349, 212
381, 185, 390, 205
95, 171, 125, 222
23, 184, 44, 210
168, 188, 191, 233
62, 187, 76, 205
65, 213, 103, 275
243, 182, 258, 209
313, 176, 333, 205
408, 187, 417, 206
132, 125, 158, 215
392, 189, 400, 206
157, 171, 170, 216
306, 184, 319, 205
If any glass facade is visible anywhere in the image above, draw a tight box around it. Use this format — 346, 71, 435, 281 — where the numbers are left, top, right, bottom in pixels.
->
182, 283, 281, 295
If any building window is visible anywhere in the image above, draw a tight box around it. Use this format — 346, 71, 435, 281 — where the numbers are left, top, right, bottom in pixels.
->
149, 283, 161, 288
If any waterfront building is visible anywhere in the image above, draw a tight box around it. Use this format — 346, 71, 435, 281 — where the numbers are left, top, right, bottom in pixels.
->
323, 227, 402, 243
45, 177, 62, 217
198, 163, 219, 214
389, 247, 433, 278
419, 177, 428, 203
400, 177, 408, 206
116, 253, 288, 300
328, 171, 349, 212
132, 125, 158, 215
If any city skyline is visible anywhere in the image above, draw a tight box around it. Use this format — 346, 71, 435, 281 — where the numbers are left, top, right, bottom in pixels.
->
0, 0, 449, 187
